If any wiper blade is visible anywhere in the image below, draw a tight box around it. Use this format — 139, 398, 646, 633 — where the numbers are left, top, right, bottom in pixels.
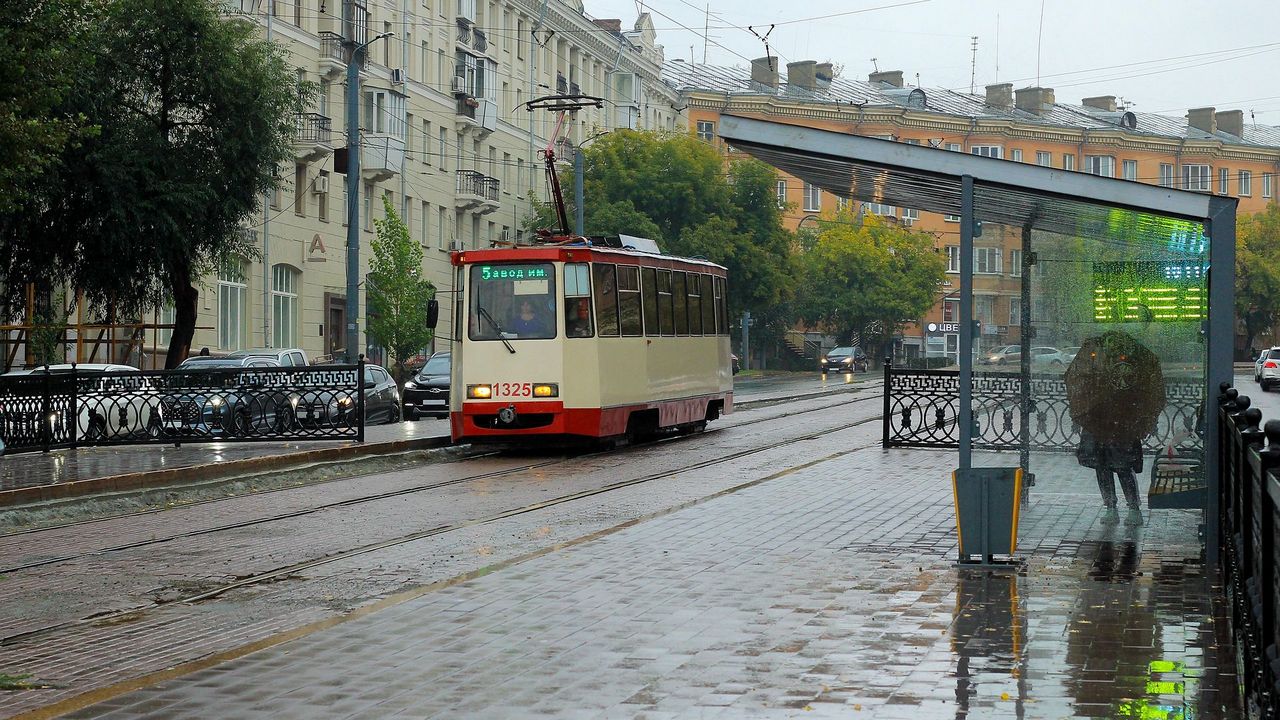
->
477, 306, 516, 354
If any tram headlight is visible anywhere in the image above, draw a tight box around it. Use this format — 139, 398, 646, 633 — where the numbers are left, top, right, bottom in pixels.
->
467, 384, 492, 399
533, 384, 558, 398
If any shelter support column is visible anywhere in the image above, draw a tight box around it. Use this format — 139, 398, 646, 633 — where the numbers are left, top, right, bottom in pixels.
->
1205, 196, 1236, 564
959, 175, 974, 470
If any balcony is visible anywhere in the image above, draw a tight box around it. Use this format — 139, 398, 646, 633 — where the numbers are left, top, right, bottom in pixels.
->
455, 96, 496, 137
456, 20, 471, 48
360, 134, 405, 182
556, 73, 568, 95
293, 112, 334, 161
473, 27, 487, 54
455, 170, 499, 214
318, 31, 346, 77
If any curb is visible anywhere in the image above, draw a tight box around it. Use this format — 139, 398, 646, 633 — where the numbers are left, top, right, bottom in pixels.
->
0, 436, 453, 509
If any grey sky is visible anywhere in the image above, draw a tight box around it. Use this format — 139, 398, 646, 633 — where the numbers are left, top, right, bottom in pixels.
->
584, 0, 1280, 121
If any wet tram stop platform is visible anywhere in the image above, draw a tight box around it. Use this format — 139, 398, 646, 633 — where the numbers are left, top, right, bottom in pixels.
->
55, 448, 1233, 720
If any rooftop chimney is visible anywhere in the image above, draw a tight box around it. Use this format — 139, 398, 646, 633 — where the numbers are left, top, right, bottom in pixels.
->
750, 56, 779, 89
1082, 95, 1117, 112
787, 60, 818, 91
985, 83, 1013, 110
1216, 109, 1244, 138
869, 70, 904, 88
1188, 107, 1217, 134
1015, 86, 1055, 115
815, 62, 834, 86
592, 18, 622, 33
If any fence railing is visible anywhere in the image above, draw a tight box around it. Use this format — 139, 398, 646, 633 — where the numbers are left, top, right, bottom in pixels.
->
881, 361, 1204, 453
455, 170, 499, 201
294, 112, 332, 145
1217, 386, 1280, 719
0, 363, 366, 453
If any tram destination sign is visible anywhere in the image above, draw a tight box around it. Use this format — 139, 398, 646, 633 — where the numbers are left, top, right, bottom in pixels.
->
478, 264, 550, 282
1091, 260, 1206, 323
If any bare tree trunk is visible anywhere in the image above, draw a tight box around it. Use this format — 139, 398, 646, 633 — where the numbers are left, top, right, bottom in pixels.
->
165, 263, 198, 369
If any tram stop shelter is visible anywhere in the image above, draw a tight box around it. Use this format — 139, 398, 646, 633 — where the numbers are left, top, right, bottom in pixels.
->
717, 114, 1236, 560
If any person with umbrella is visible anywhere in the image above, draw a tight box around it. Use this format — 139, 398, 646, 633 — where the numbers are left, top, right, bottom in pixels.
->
1064, 328, 1166, 526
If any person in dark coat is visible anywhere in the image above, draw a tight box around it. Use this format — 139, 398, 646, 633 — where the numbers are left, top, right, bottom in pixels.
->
1064, 330, 1165, 525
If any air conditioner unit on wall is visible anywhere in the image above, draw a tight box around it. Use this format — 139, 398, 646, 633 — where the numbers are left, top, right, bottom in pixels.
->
452, 76, 466, 93
448, 240, 465, 251
312, 175, 330, 194
391, 68, 405, 84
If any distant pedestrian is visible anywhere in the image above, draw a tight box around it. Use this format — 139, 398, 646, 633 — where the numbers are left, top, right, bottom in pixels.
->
199, 347, 210, 356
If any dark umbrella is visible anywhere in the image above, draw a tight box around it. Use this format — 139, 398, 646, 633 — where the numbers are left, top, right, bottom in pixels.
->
1064, 330, 1166, 444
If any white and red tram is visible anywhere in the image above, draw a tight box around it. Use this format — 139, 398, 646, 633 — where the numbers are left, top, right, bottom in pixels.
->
448, 242, 734, 443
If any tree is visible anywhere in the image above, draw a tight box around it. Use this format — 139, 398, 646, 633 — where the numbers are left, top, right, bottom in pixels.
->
1236, 202, 1280, 353
368, 196, 436, 381
0, 0, 307, 367
795, 211, 945, 356
0, 0, 98, 215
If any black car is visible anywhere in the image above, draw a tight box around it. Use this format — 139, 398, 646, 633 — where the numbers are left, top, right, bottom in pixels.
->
290, 363, 402, 427
820, 346, 869, 374
402, 352, 450, 420
161, 356, 290, 436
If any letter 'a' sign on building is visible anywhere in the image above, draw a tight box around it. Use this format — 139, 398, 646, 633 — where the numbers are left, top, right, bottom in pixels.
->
927, 322, 960, 333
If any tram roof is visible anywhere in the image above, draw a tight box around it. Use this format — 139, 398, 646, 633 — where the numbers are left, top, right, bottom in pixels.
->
451, 244, 728, 273
717, 114, 1236, 240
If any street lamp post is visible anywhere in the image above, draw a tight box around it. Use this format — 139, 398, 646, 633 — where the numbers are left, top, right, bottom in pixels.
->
343, 29, 394, 364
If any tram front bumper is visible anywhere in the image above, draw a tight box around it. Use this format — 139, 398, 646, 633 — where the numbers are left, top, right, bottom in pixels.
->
454, 400, 577, 437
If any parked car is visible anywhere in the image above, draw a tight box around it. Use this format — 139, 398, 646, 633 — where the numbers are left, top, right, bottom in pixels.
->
1256, 347, 1280, 390
227, 347, 309, 366
1, 363, 162, 442
820, 346, 868, 374
982, 345, 1021, 365
293, 363, 401, 427
1028, 347, 1071, 367
160, 356, 290, 436
402, 352, 450, 420
982, 346, 1070, 367
1062, 346, 1081, 363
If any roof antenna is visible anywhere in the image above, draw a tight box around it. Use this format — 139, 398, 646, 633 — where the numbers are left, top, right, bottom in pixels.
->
870, 57, 879, 73
1035, 0, 1045, 86
969, 36, 978, 94
748, 25, 776, 72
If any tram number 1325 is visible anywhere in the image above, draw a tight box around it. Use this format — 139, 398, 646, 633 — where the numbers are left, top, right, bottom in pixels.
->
495, 382, 534, 397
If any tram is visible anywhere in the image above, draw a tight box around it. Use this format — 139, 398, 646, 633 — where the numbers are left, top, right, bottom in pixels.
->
448, 241, 734, 444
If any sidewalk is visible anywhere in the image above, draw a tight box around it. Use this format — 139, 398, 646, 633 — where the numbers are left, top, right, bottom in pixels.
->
48, 444, 1233, 719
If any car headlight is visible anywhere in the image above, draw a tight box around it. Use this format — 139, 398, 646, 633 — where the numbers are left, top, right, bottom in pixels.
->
289, 395, 299, 408
211, 396, 223, 408
404, 380, 417, 389
842, 357, 853, 364
338, 396, 353, 407
820, 356, 828, 363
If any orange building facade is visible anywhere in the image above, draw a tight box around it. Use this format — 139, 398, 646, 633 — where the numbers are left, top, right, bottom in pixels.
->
663, 60, 1280, 362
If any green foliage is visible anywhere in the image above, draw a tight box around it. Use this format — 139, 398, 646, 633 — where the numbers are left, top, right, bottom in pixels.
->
0, 0, 308, 366
1236, 202, 1280, 350
0, 0, 99, 215
368, 196, 436, 380
795, 211, 945, 349
584, 200, 663, 241
30, 291, 71, 367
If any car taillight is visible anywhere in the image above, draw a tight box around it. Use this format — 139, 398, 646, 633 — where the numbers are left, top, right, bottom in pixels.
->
1266, 361, 1278, 369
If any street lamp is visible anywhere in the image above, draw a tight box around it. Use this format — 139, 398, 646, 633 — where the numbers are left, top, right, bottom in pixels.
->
344, 29, 394, 364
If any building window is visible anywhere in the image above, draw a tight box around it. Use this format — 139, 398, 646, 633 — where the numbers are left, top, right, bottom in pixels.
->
974, 247, 1002, 274
1122, 160, 1138, 181
946, 246, 959, 273
1011, 149, 1023, 162
1219, 168, 1229, 194
1240, 170, 1253, 196
1010, 249, 1022, 277
1085, 155, 1114, 177
438, 206, 447, 250
439, 127, 448, 171
1182, 164, 1210, 192
157, 304, 176, 348
943, 299, 957, 322
944, 212, 961, 222
421, 200, 430, 244
217, 257, 247, 351
803, 183, 821, 212
902, 207, 918, 226
1036, 151, 1051, 167
1009, 299, 1021, 326
1159, 163, 1175, 188
1062, 154, 1075, 171
271, 264, 299, 348
836, 196, 851, 212
971, 145, 1002, 159
1264, 173, 1273, 199
696, 120, 714, 142
294, 163, 307, 216
317, 170, 329, 221
866, 202, 895, 217
776, 180, 787, 209
946, 143, 961, 152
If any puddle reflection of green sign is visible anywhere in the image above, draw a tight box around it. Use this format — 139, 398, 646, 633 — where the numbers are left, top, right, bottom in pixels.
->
1092, 261, 1207, 323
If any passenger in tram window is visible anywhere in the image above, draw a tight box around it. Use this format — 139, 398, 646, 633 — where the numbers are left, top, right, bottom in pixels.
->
566, 297, 593, 338
510, 299, 547, 337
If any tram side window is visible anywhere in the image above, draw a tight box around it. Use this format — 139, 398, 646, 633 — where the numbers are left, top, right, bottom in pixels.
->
564, 263, 594, 338
592, 264, 620, 337
658, 270, 674, 336
641, 267, 659, 335
672, 272, 689, 335
700, 274, 715, 336
618, 265, 643, 336
715, 276, 728, 335
688, 274, 703, 335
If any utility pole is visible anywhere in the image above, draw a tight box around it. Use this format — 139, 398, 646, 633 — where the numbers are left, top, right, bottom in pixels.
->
741, 310, 752, 371
573, 147, 584, 236
263, 0, 274, 349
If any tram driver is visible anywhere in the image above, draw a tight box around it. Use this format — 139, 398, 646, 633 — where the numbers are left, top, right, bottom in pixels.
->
510, 299, 548, 337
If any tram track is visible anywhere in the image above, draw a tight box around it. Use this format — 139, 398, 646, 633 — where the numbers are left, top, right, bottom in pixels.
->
1, 405, 884, 648
0, 385, 881, 555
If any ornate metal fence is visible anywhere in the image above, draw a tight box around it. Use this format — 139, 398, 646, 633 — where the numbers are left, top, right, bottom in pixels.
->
0, 364, 365, 454
882, 361, 1204, 453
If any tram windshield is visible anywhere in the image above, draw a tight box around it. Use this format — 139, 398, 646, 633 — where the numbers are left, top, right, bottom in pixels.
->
468, 263, 557, 341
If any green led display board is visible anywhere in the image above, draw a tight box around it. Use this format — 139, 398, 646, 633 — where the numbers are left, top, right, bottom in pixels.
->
477, 264, 550, 281
1092, 261, 1206, 323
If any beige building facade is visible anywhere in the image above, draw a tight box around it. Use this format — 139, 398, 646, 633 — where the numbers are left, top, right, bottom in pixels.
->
158, 0, 682, 365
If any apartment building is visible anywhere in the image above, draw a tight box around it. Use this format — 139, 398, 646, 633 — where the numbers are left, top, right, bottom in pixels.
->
159, 0, 681, 365
664, 59, 1280, 362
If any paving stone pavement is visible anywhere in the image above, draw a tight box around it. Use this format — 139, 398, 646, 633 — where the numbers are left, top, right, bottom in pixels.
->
51, 443, 1235, 720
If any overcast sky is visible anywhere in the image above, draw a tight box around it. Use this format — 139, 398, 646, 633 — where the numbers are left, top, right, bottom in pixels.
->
583, 0, 1280, 121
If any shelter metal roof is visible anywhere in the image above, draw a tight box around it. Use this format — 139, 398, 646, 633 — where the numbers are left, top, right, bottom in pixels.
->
718, 115, 1235, 242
